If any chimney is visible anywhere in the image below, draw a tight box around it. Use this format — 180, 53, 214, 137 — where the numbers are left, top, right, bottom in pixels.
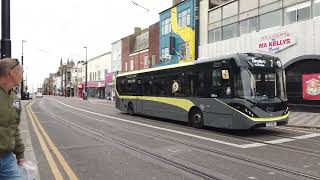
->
172, 0, 182, 6
134, 27, 141, 35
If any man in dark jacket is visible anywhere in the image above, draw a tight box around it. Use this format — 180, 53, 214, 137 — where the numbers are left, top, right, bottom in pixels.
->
0, 58, 25, 180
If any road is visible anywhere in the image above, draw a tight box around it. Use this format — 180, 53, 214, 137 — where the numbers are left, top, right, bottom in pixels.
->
26, 96, 320, 180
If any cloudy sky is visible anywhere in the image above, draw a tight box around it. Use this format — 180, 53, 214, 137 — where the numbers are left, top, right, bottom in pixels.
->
9, 0, 172, 91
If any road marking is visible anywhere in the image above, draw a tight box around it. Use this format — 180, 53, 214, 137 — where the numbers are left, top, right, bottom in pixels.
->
275, 126, 317, 133
29, 102, 79, 180
55, 99, 320, 149
53, 100, 266, 148
27, 102, 64, 180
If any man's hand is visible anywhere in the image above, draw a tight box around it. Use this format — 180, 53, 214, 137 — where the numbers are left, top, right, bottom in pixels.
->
18, 159, 25, 166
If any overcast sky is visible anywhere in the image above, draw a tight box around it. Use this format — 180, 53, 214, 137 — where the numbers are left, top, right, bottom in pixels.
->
8, 0, 172, 91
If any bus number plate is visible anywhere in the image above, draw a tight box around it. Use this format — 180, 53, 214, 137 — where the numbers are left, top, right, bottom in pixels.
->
266, 122, 277, 127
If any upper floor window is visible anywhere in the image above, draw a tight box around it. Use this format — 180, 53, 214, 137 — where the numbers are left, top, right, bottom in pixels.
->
284, 1, 311, 25
208, 28, 221, 43
260, 9, 282, 30
178, 42, 187, 60
178, 8, 191, 28
222, 23, 238, 40
161, 18, 171, 35
125, 62, 128, 72
130, 60, 134, 71
315, 0, 320, 17
240, 17, 258, 35
161, 48, 170, 62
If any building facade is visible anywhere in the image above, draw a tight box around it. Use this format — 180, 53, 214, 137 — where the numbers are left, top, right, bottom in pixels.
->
121, 25, 160, 72
199, 0, 320, 105
87, 52, 111, 99
160, 0, 200, 66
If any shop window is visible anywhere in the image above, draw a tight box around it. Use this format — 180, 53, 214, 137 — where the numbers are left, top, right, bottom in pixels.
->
240, 17, 258, 35
178, 8, 191, 28
314, 0, 320, 17
284, 1, 311, 25
222, 23, 238, 40
208, 28, 222, 43
259, 9, 282, 30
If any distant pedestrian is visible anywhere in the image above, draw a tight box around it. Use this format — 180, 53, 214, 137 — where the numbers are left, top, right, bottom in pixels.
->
0, 58, 25, 180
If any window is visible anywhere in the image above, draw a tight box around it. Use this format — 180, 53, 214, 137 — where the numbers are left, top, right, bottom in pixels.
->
161, 48, 170, 62
130, 60, 134, 71
240, 0, 258, 13
144, 56, 149, 68
161, 18, 171, 35
222, 23, 238, 40
259, 10, 282, 30
223, 1, 238, 19
178, 42, 187, 60
152, 55, 156, 66
90, 72, 92, 81
315, 0, 320, 17
125, 62, 128, 71
240, 17, 258, 35
259, 0, 279, 7
284, 1, 311, 25
97, 70, 101, 81
208, 28, 221, 43
178, 8, 191, 28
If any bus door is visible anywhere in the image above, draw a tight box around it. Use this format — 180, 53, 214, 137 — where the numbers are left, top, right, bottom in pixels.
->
135, 79, 143, 113
208, 67, 234, 128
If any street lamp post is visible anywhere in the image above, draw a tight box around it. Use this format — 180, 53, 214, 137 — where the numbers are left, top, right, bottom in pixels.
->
21, 40, 26, 100
1, 0, 11, 58
84, 46, 88, 100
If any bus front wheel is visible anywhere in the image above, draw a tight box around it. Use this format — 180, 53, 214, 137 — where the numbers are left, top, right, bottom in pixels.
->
127, 103, 135, 116
189, 109, 204, 128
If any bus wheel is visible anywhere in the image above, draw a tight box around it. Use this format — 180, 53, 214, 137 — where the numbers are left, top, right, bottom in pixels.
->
127, 103, 134, 116
190, 109, 204, 128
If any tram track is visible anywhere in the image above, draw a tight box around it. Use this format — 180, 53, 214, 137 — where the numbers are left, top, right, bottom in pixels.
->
39, 100, 320, 180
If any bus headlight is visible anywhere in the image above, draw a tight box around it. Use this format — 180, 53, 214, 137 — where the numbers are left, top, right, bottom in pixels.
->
229, 104, 256, 117
283, 107, 289, 115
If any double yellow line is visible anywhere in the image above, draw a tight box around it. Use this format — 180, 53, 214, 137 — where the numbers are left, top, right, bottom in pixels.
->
26, 101, 78, 180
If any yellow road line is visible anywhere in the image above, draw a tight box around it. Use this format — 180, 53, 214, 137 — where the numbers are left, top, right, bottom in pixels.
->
26, 102, 64, 180
29, 101, 79, 180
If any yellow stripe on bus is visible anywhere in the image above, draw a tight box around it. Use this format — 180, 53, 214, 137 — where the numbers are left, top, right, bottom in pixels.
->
119, 96, 288, 122
119, 96, 194, 112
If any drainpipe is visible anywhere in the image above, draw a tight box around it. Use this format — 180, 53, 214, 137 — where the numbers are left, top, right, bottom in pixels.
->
194, 0, 200, 60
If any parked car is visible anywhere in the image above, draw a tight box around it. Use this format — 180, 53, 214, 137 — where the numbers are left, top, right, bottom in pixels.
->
36, 92, 43, 98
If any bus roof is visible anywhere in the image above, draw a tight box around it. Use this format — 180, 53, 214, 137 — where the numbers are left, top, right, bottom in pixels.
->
117, 53, 279, 77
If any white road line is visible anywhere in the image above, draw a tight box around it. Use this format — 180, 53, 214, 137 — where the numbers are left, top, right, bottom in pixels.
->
54, 99, 320, 149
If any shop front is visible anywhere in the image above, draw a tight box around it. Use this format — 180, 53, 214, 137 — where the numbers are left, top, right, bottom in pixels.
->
87, 81, 106, 99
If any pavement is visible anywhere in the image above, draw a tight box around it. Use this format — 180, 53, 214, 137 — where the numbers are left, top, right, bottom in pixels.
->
20, 100, 40, 180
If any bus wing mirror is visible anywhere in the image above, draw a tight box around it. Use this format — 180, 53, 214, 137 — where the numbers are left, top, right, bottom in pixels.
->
222, 70, 230, 80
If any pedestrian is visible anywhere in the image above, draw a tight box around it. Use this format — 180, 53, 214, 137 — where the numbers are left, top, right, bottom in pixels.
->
0, 58, 25, 180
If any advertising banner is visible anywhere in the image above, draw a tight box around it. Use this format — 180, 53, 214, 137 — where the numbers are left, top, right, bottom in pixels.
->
257, 31, 296, 53
302, 74, 320, 100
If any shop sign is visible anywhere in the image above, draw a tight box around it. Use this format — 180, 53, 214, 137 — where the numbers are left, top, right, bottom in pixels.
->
302, 74, 320, 100
105, 73, 113, 84
257, 31, 296, 53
